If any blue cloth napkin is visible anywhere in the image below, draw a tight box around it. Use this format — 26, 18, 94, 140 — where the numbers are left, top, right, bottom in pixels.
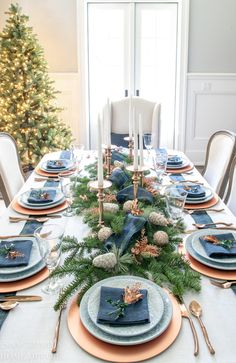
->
104, 213, 146, 253
190, 211, 215, 226
116, 185, 153, 204
27, 189, 57, 204
46, 159, 68, 169
0, 240, 33, 267
111, 150, 127, 163
178, 184, 206, 199
109, 168, 130, 189
97, 286, 150, 326
167, 155, 183, 166
199, 233, 236, 258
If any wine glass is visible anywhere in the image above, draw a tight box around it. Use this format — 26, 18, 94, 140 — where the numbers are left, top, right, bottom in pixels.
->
70, 143, 85, 170
152, 150, 168, 191
34, 224, 65, 294
59, 175, 76, 216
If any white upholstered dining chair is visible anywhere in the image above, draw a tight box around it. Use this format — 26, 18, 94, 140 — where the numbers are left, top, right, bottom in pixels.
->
202, 130, 236, 198
0, 132, 25, 207
224, 155, 236, 215
103, 97, 161, 147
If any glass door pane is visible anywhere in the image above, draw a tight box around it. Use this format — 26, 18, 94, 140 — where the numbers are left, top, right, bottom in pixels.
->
87, 3, 130, 147
135, 3, 178, 147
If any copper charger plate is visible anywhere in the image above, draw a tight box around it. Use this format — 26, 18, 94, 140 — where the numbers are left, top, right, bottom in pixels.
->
186, 252, 236, 280
166, 163, 194, 174
184, 194, 219, 210
67, 292, 182, 363
11, 199, 68, 215
35, 166, 76, 177
0, 267, 49, 293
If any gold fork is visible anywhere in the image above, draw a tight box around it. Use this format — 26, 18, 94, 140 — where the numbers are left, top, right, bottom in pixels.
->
210, 280, 236, 289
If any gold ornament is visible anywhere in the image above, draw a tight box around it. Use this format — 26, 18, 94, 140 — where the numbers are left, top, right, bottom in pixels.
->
123, 283, 143, 304
130, 199, 144, 216
131, 229, 160, 258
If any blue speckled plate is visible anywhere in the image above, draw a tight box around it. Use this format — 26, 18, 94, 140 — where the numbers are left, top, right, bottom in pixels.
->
0, 259, 45, 282
80, 276, 173, 345
87, 278, 164, 337
18, 188, 65, 210
186, 229, 236, 270
40, 159, 74, 173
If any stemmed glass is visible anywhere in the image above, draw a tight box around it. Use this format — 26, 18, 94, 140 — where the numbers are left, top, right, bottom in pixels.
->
143, 133, 153, 159
152, 149, 168, 191
59, 174, 76, 216
70, 143, 85, 175
34, 224, 65, 294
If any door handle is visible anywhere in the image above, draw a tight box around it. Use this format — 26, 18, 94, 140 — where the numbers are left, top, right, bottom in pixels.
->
125, 89, 128, 97
136, 90, 140, 96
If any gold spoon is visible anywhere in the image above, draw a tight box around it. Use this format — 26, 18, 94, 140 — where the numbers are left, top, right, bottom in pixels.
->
9, 217, 49, 223
185, 208, 225, 214
0, 301, 19, 311
193, 222, 232, 229
189, 300, 215, 355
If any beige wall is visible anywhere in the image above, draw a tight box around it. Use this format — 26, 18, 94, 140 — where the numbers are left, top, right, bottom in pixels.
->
0, 0, 78, 72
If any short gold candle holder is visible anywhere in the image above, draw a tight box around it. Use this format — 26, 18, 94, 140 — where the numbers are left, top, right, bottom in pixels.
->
88, 180, 112, 227
126, 165, 140, 200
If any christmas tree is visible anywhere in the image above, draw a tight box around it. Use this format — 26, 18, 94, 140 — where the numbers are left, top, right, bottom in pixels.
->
0, 3, 73, 168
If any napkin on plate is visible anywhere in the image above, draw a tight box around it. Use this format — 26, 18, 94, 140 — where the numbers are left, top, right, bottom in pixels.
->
97, 286, 150, 326
46, 159, 68, 170
199, 233, 236, 258
178, 184, 206, 199
167, 155, 183, 166
0, 240, 33, 267
27, 189, 57, 204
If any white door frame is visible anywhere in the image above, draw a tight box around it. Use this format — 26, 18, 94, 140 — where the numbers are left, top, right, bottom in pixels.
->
76, 0, 189, 150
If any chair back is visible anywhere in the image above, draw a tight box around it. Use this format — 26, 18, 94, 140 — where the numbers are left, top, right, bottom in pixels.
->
0, 133, 25, 206
224, 155, 236, 215
202, 130, 236, 198
103, 97, 161, 147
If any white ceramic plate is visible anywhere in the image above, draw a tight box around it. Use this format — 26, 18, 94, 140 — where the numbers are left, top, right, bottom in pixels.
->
40, 159, 74, 173
80, 276, 173, 346
87, 279, 164, 337
0, 236, 44, 278
18, 188, 65, 210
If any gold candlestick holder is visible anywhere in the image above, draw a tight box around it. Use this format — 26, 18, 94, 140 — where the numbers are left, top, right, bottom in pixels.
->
123, 136, 134, 160
139, 165, 150, 187
88, 180, 112, 227
126, 165, 140, 200
104, 146, 112, 178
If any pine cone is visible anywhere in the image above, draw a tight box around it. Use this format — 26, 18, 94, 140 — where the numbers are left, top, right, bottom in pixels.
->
114, 160, 124, 168
92, 252, 117, 270
97, 227, 113, 241
104, 203, 119, 214
148, 211, 169, 226
123, 200, 133, 213
153, 231, 169, 246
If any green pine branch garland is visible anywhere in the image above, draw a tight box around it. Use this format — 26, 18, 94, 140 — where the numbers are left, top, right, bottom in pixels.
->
52, 162, 201, 310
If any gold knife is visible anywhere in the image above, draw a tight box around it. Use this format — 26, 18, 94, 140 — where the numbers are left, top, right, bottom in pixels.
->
174, 294, 199, 356
0, 295, 42, 302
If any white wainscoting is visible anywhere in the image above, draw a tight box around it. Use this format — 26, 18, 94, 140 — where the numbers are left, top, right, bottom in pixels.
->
185, 73, 236, 165
49, 73, 81, 142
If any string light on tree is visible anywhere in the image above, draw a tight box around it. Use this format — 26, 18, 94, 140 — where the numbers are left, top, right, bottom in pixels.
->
0, 4, 72, 169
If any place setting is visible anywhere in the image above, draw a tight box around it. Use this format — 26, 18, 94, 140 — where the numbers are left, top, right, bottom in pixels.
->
67, 276, 182, 363
35, 157, 76, 177
165, 154, 194, 174
11, 187, 69, 215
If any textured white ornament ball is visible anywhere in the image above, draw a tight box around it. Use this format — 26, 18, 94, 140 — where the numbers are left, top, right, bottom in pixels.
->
123, 200, 133, 213
114, 160, 124, 168
104, 203, 119, 214
153, 231, 169, 246
148, 211, 168, 226
92, 252, 117, 269
97, 227, 113, 241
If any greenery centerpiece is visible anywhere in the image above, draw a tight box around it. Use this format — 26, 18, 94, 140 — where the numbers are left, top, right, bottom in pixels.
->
53, 156, 200, 310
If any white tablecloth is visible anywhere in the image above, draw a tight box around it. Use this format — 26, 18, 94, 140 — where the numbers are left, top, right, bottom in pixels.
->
0, 151, 236, 363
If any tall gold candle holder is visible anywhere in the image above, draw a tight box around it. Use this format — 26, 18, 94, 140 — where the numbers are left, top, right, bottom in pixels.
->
104, 146, 112, 178
123, 136, 134, 160
126, 165, 140, 200
139, 166, 150, 187
88, 180, 112, 227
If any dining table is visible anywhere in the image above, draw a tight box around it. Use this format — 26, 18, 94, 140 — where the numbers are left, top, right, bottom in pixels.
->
0, 149, 235, 363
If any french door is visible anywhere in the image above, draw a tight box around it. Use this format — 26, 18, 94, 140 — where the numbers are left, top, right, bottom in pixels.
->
85, 1, 187, 148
